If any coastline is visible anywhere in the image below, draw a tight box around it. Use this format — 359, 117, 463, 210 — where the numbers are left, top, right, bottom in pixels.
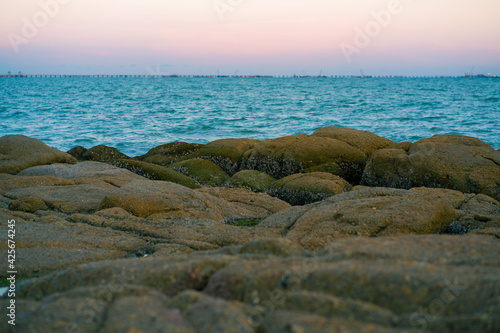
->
1, 127, 499, 332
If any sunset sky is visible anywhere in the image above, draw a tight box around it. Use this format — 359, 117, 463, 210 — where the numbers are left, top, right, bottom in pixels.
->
1, 0, 499, 76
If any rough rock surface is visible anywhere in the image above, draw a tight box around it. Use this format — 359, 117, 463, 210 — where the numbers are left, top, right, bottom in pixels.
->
138, 142, 204, 166
242, 134, 367, 182
197, 187, 291, 219
361, 135, 500, 201
169, 158, 230, 186
260, 187, 457, 249
0, 135, 77, 174
229, 170, 276, 192
81, 145, 129, 162
268, 172, 353, 205
312, 126, 397, 155
114, 159, 201, 189
5, 236, 499, 333
190, 138, 260, 175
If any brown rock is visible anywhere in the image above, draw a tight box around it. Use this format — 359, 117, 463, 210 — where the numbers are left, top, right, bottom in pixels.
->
138, 142, 204, 166
8, 196, 48, 213
0, 135, 77, 174
242, 134, 367, 182
82, 145, 129, 162
190, 138, 260, 175
268, 172, 352, 205
259, 187, 456, 249
361, 135, 500, 201
312, 126, 397, 155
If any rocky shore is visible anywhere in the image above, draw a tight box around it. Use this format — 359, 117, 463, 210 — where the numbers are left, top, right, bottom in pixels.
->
1, 127, 499, 332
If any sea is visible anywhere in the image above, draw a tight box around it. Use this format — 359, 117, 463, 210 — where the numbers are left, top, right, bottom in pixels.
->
1, 77, 499, 156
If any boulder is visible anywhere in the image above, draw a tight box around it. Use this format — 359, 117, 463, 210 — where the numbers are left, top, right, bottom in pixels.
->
259, 187, 456, 249
361, 135, 500, 201
114, 159, 200, 189
242, 134, 367, 182
98, 179, 278, 222
66, 145, 88, 160
229, 170, 276, 192
197, 187, 291, 219
312, 126, 397, 155
304, 162, 344, 177
8, 235, 500, 333
82, 145, 129, 162
267, 172, 352, 205
0, 135, 77, 174
169, 158, 230, 186
138, 142, 204, 166
190, 138, 260, 175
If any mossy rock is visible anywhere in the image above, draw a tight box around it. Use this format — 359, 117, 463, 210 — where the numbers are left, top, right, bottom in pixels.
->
168, 158, 229, 186
305, 162, 344, 176
82, 145, 129, 162
189, 138, 260, 175
230, 170, 276, 192
67, 146, 88, 160
138, 142, 204, 166
268, 172, 352, 205
242, 134, 367, 182
114, 159, 200, 189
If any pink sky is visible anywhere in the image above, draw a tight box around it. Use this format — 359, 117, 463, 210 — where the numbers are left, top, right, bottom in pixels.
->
1, 0, 499, 75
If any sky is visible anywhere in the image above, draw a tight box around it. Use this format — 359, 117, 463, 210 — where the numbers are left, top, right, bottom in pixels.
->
0, 0, 499, 76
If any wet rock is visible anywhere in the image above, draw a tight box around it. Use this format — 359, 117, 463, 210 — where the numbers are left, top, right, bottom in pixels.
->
267, 172, 352, 205
242, 134, 367, 182
312, 126, 397, 155
229, 170, 276, 192
190, 138, 260, 175
198, 187, 290, 219
169, 158, 230, 186
113, 159, 200, 189
138, 142, 204, 166
361, 135, 500, 201
81, 145, 129, 162
67, 145, 88, 160
260, 187, 456, 249
0, 135, 77, 174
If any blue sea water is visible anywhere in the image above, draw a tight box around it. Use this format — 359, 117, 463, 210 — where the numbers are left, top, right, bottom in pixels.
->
1, 77, 499, 156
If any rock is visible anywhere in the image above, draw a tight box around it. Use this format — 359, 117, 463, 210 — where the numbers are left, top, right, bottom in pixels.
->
67, 145, 88, 160
169, 158, 230, 186
8, 196, 48, 213
361, 135, 500, 201
267, 172, 352, 205
445, 194, 500, 234
259, 187, 456, 249
0, 135, 77, 174
197, 187, 291, 219
396, 141, 413, 151
312, 126, 397, 155
304, 162, 344, 177
242, 134, 367, 182
138, 142, 204, 166
9, 235, 500, 333
81, 145, 129, 162
113, 159, 200, 189
5, 183, 116, 214
190, 138, 260, 175
229, 170, 276, 192
0, 175, 75, 191
99, 179, 280, 222
17, 161, 144, 187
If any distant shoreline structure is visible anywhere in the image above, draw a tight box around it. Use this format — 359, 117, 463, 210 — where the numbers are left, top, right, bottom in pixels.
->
1, 74, 498, 78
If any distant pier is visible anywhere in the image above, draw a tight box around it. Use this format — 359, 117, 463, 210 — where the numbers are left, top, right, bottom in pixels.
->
0, 74, 497, 78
